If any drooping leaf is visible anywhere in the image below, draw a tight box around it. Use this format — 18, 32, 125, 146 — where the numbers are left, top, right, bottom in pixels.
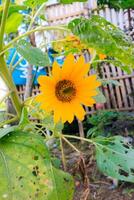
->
15, 40, 50, 66
68, 16, 134, 72
59, 0, 87, 4
0, 131, 74, 200
5, 13, 23, 34
95, 136, 134, 182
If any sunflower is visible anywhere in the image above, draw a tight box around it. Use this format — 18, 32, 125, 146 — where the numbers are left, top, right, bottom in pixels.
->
36, 54, 101, 123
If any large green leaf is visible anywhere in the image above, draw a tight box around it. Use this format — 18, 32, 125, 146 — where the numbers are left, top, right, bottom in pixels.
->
68, 16, 134, 72
0, 131, 74, 200
5, 13, 23, 34
15, 40, 50, 66
95, 136, 134, 182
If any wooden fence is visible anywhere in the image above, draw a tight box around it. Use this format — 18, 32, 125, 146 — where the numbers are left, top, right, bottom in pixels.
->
18, 2, 134, 114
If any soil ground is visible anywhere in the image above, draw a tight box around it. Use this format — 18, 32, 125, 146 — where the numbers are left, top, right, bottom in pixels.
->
52, 141, 134, 200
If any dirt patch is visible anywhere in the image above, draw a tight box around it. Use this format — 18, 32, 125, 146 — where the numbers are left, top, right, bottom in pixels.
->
52, 142, 134, 200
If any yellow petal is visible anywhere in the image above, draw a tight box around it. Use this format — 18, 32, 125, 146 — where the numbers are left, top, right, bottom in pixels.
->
72, 56, 90, 77
61, 54, 75, 79
77, 75, 101, 90
38, 75, 55, 87
54, 110, 61, 123
52, 61, 62, 81
60, 103, 74, 123
74, 104, 86, 121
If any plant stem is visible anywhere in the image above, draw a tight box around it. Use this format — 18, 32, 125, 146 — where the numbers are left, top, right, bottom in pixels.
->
9, 51, 17, 69
0, 0, 10, 50
0, 91, 11, 105
60, 137, 67, 171
0, 26, 70, 56
64, 134, 95, 145
0, 116, 18, 128
0, 56, 22, 117
11, 57, 23, 73
62, 136, 80, 153
0, 26, 70, 55
28, 2, 46, 31
92, 59, 112, 64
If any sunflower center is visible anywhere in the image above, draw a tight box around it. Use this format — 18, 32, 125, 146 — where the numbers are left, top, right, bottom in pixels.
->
55, 79, 76, 102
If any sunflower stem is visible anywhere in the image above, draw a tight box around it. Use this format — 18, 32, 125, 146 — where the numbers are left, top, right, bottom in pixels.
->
0, 56, 22, 117
0, 0, 10, 50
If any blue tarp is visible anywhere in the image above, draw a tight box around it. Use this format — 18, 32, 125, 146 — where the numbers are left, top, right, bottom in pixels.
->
7, 48, 47, 85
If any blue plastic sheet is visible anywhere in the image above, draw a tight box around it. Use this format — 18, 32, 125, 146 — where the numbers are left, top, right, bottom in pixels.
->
7, 48, 47, 85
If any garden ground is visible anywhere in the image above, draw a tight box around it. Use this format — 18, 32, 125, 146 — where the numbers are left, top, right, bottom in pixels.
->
52, 139, 134, 200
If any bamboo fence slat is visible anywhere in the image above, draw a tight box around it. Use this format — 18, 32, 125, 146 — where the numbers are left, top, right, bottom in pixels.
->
110, 64, 123, 108
116, 67, 129, 108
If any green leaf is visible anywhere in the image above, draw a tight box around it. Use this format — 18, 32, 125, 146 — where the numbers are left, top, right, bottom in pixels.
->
7, 5, 27, 14
18, 107, 36, 132
95, 136, 134, 182
0, 131, 74, 199
68, 16, 134, 72
15, 40, 50, 66
87, 127, 98, 137
0, 126, 17, 140
41, 114, 64, 134
54, 121, 64, 133
93, 89, 106, 103
51, 157, 61, 168
0, 4, 27, 21
5, 13, 23, 34
24, 0, 47, 8
98, 0, 134, 9
106, 59, 132, 74
59, 0, 87, 4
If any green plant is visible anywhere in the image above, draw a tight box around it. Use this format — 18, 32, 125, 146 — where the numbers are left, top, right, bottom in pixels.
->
0, 0, 134, 199
97, 0, 134, 9
86, 111, 119, 137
